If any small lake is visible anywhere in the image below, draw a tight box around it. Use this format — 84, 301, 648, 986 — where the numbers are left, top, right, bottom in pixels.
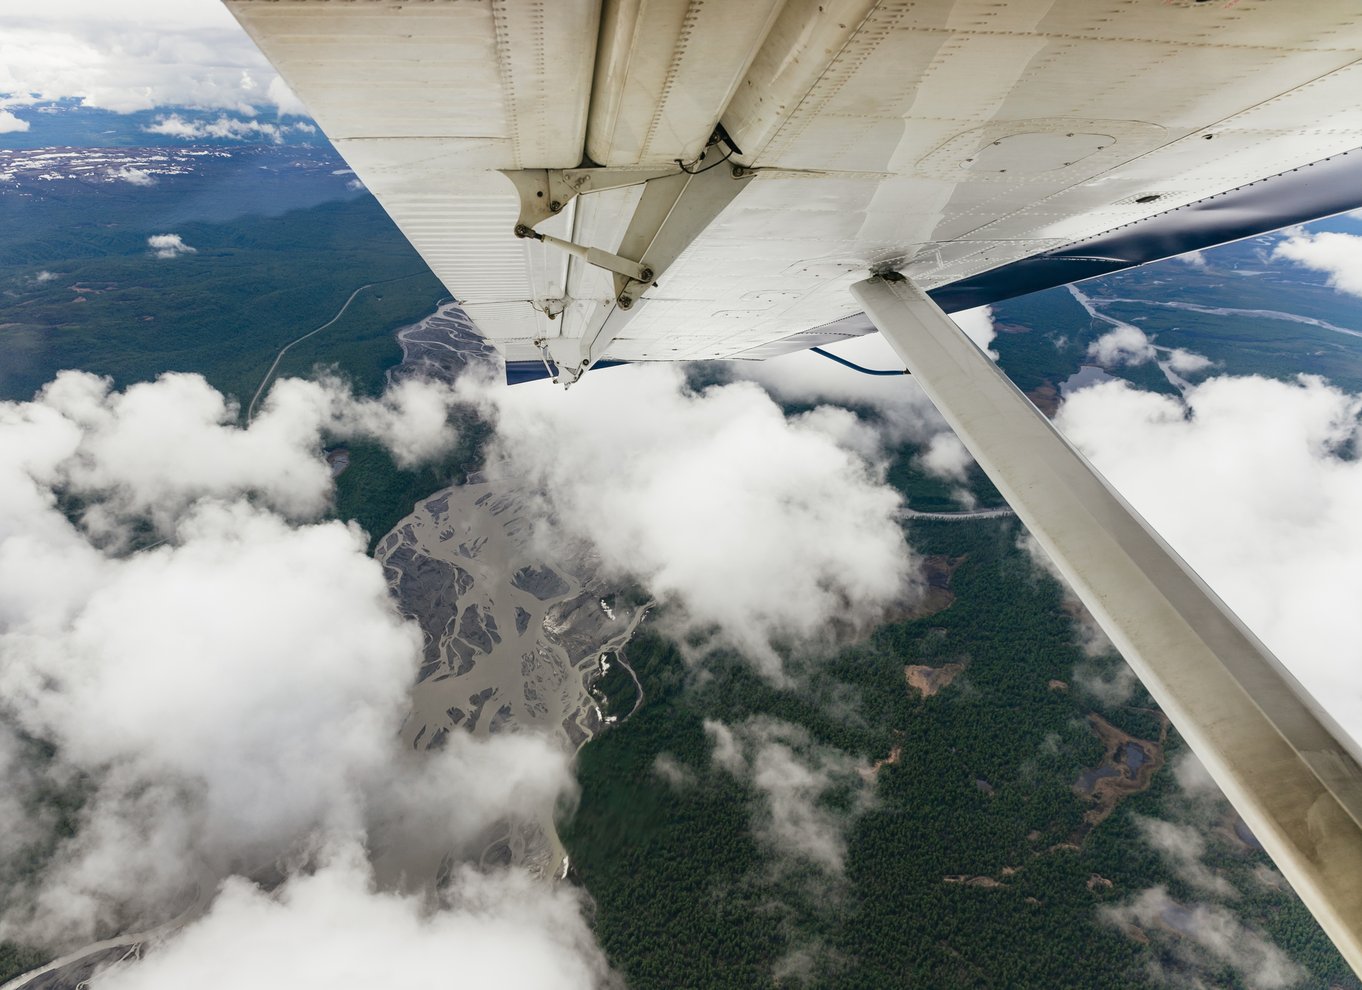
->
1060, 364, 1116, 397
1121, 742, 1148, 772
1076, 766, 1119, 793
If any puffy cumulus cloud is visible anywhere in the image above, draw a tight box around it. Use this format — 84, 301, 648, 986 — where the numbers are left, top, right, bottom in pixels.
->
17, 371, 461, 540
462, 364, 917, 679
1100, 887, 1303, 990
94, 848, 614, 990
0, 108, 28, 133
918, 433, 971, 483
144, 113, 288, 144
1165, 348, 1213, 375
1178, 250, 1208, 269
0, 371, 607, 981
108, 165, 155, 187
918, 433, 979, 508
268, 75, 308, 117
0, 2, 303, 117
704, 718, 867, 875
267, 374, 464, 471
1087, 324, 1156, 367
1054, 374, 1362, 737
146, 234, 194, 259
952, 305, 998, 357
1273, 230, 1362, 298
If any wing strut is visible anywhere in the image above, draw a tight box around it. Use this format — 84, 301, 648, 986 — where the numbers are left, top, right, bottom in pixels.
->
852, 274, 1362, 976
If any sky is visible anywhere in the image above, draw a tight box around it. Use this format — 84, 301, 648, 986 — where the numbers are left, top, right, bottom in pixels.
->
0, 0, 302, 123
4, 4, 1362, 989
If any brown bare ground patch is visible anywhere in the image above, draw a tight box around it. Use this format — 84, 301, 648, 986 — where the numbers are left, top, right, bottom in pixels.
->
1087, 874, 1114, 893
905, 660, 967, 698
1071, 712, 1168, 840
943, 875, 1006, 889
890, 555, 967, 622
1048, 679, 1068, 692
1026, 382, 1060, 418
859, 745, 902, 783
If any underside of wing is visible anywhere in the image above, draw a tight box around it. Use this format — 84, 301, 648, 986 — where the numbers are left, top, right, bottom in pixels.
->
225, 0, 1362, 383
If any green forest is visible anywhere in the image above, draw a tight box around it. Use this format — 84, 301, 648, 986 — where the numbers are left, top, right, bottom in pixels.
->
564, 479, 1353, 988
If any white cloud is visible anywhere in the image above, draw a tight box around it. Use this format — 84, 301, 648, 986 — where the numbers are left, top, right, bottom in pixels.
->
267, 75, 308, 117
741, 309, 995, 438
1071, 657, 1138, 704
0, 3, 306, 117
1055, 374, 1362, 739
1172, 751, 1220, 799
1132, 816, 1236, 899
19, 371, 461, 541
462, 365, 918, 679
145, 113, 284, 144
0, 109, 28, 133
919, 432, 971, 483
1165, 348, 1213, 375
1087, 324, 1156, 366
1101, 887, 1303, 990
1273, 231, 1362, 298
147, 234, 195, 259
740, 331, 947, 444
95, 848, 614, 990
952, 305, 998, 357
108, 165, 154, 186
0, 371, 587, 965
704, 718, 866, 875
651, 754, 695, 789
1178, 250, 1208, 269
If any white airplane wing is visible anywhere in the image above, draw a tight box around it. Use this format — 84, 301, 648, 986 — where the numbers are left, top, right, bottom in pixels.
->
225, 0, 1362, 381
225, 0, 1362, 972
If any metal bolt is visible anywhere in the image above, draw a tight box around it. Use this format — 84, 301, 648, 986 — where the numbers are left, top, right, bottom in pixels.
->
550, 200, 562, 212
514, 224, 531, 238
639, 267, 654, 283
618, 296, 633, 309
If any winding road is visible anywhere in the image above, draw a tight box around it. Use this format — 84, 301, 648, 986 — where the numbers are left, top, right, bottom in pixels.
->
245, 272, 424, 422
898, 505, 1015, 522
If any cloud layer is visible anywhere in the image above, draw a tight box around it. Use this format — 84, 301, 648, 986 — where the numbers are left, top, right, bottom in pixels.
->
147, 234, 195, 259
1054, 373, 1362, 739
0, 371, 611, 987
463, 364, 918, 679
1274, 230, 1362, 298
0, 2, 301, 116
95, 848, 614, 990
